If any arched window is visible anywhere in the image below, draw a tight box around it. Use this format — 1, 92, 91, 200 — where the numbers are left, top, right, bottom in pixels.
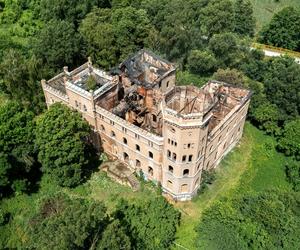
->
152, 114, 157, 122
149, 151, 153, 159
167, 180, 173, 189
183, 169, 189, 177
181, 184, 188, 193
111, 131, 116, 137
182, 155, 186, 162
123, 152, 129, 162
172, 153, 177, 161
148, 166, 153, 176
136, 159, 141, 168
123, 137, 127, 145
168, 165, 173, 173
167, 150, 171, 158
188, 155, 193, 162
100, 125, 105, 131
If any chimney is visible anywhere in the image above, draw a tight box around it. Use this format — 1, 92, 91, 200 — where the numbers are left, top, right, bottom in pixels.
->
63, 66, 69, 74
88, 57, 92, 66
88, 57, 93, 73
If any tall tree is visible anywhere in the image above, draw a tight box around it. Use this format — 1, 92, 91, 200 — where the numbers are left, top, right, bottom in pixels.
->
285, 161, 300, 191
0, 49, 49, 113
26, 194, 108, 249
200, 0, 235, 38
34, 0, 111, 26
187, 50, 217, 75
263, 56, 300, 119
35, 103, 91, 187
80, 7, 152, 69
196, 191, 300, 249
259, 7, 300, 51
233, 0, 255, 37
115, 197, 180, 250
252, 102, 281, 135
32, 20, 83, 69
278, 118, 300, 159
96, 219, 131, 250
0, 101, 37, 196
208, 32, 240, 68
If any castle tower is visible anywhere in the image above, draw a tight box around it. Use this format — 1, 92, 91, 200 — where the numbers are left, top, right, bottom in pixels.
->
161, 86, 214, 200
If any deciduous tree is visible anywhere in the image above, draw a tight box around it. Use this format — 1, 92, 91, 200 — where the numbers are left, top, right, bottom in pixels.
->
26, 193, 108, 249
35, 103, 91, 187
0, 101, 36, 196
278, 118, 300, 159
233, 0, 255, 37
187, 50, 217, 75
259, 7, 300, 51
115, 197, 180, 250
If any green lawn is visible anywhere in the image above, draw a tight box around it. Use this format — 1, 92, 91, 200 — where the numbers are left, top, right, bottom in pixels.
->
173, 122, 292, 249
249, 0, 300, 32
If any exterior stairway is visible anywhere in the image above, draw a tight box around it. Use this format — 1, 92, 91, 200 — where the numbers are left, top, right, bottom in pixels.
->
127, 174, 140, 191
101, 160, 140, 191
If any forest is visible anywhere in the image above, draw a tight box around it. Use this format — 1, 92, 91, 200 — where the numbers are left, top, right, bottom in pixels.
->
0, 0, 300, 249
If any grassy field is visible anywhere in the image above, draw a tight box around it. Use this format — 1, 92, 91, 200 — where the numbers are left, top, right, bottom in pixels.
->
0, 122, 292, 248
173, 122, 292, 249
249, 0, 300, 31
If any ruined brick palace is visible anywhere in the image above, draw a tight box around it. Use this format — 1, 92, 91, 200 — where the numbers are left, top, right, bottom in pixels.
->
41, 50, 251, 201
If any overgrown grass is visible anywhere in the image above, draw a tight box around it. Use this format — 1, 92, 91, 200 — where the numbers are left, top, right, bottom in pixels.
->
249, 0, 300, 32
173, 122, 292, 249
0, 171, 160, 248
0, 123, 292, 249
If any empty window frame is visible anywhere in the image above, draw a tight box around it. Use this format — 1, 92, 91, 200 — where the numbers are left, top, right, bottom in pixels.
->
152, 114, 157, 122
123, 152, 129, 162
148, 166, 154, 176
181, 184, 188, 193
149, 151, 153, 159
172, 153, 177, 161
167, 150, 171, 158
183, 169, 189, 176
136, 159, 141, 167
100, 125, 105, 131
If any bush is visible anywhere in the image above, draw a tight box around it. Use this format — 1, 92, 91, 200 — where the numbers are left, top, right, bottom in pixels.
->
278, 118, 300, 159
285, 161, 300, 191
213, 68, 245, 85
187, 50, 217, 75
